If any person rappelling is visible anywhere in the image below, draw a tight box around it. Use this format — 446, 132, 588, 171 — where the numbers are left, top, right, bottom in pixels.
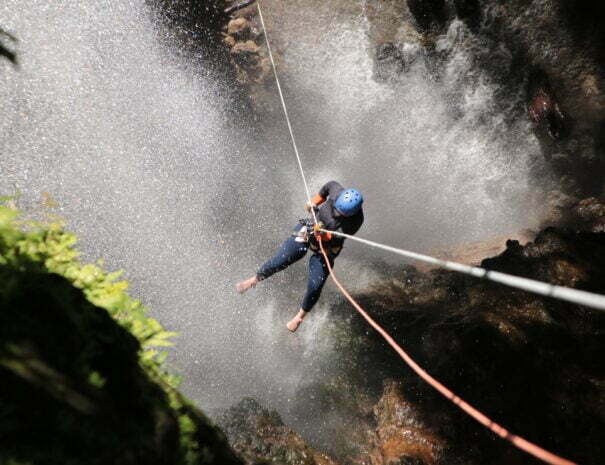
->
236, 181, 364, 332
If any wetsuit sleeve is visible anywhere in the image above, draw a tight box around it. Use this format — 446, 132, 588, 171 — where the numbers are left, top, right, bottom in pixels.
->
318, 181, 344, 200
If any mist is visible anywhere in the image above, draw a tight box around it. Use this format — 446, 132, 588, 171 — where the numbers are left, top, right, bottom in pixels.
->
0, 0, 551, 442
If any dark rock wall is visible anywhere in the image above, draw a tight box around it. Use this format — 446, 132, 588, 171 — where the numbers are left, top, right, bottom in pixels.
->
367, 0, 605, 199
318, 226, 605, 465
0, 269, 243, 465
146, 0, 229, 64
407, 0, 447, 33
145, 0, 248, 110
481, 0, 605, 196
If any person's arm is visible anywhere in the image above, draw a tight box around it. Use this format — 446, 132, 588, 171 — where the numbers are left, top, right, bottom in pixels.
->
305, 180, 343, 211
306, 193, 326, 208
318, 180, 344, 200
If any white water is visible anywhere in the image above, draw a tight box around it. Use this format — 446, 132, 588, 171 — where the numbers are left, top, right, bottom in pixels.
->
0, 0, 550, 448
263, 2, 547, 256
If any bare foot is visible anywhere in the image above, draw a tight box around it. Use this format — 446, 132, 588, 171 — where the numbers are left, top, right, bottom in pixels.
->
286, 309, 308, 332
236, 276, 258, 294
286, 316, 304, 332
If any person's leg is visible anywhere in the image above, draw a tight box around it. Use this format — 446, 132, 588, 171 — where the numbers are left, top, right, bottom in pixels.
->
257, 236, 309, 280
287, 252, 333, 332
236, 235, 308, 293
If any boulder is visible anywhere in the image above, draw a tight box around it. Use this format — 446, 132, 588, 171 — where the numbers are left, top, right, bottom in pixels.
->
230, 40, 260, 66
227, 17, 252, 39
367, 381, 444, 465
217, 398, 340, 465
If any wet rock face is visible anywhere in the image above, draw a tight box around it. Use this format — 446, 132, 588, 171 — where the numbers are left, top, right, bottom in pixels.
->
569, 198, 605, 231
406, 0, 447, 33
221, 1, 275, 108
546, 196, 605, 233
374, 43, 406, 81
228, 17, 254, 40
145, 0, 250, 110
367, 381, 444, 465
481, 0, 605, 196
452, 0, 481, 31
231, 40, 261, 65
322, 226, 605, 465
366, 0, 605, 198
148, 0, 272, 109
527, 72, 567, 141
217, 398, 339, 465
483, 0, 605, 195
146, 0, 229, 59
558, 0, 605, 61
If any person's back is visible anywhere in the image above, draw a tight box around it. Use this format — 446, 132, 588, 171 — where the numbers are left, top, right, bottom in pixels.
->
309, 181, 364, 256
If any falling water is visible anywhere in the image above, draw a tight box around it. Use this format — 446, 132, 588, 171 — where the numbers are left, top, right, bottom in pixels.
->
0, 0, 551, 451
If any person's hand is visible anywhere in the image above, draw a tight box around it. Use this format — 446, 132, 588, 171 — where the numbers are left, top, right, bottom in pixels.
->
313, 222, 323, 240
304, 201, 314, 213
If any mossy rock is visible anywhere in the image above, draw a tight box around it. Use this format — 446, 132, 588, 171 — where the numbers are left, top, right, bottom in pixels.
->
0, 203, 243, 465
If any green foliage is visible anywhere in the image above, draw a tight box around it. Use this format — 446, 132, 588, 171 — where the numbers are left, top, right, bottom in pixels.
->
0, 202, 241, 465
0, 203, 174, 369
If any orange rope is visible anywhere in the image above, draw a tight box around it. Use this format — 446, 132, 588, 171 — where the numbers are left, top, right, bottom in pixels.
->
318, 239, 578, 465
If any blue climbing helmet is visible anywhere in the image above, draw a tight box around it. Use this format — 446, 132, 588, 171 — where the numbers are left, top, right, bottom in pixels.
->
334, 188, 363, 216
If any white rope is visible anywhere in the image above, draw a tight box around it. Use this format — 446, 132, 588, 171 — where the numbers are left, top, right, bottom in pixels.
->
257, 1, 318, 224
324, 229, 605, 312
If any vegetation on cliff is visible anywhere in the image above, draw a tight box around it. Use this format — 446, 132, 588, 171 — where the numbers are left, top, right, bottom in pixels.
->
0, 201, 242, 465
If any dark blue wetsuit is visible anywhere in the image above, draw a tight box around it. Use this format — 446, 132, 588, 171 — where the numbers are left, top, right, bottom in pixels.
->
256, 181, 364, 311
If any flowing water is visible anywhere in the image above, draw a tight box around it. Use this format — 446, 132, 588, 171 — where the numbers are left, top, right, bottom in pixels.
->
0, 0, 551, 450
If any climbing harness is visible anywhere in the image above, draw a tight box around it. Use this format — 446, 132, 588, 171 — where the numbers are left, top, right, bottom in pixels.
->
293, 219, 319, 243
294, 219, 340, 255
256, 2, 582, 464
292, 221, 311, 243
